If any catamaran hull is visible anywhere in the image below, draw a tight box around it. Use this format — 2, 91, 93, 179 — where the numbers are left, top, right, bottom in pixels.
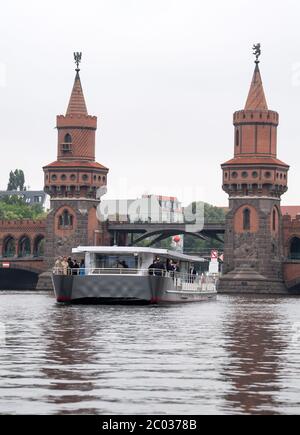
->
52, 275, 217, 304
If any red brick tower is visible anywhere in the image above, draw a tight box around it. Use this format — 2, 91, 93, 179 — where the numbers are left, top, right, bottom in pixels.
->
219, 47, 290, 294
43, 53, 109, 265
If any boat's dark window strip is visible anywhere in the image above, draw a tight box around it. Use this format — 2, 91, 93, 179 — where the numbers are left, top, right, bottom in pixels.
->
95, 254, 138, 269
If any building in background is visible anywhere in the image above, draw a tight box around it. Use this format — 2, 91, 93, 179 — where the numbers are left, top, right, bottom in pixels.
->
0, 191, 47, 209
100, 194, 183, 224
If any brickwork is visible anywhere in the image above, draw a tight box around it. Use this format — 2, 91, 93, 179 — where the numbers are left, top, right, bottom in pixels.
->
0, 219, 46, 260
43, 63, 110, 269
44, 200, 99, 267
219, 59, 289, 294
282, 215, 300, 290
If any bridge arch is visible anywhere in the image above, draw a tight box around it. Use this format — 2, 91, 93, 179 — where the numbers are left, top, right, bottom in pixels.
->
130, 229, 209, 247
0, 267, 40, 290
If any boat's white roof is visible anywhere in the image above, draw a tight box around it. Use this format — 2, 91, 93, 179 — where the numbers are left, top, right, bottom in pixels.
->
72, 246, 206, 263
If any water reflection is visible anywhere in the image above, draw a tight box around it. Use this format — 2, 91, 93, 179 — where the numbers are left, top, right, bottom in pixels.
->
1, 293, 300, 414
221, 297, 286, 414
42, 305, 101, 414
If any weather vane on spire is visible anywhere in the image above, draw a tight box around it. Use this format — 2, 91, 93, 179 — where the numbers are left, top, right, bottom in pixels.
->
252, 43, 261, 64
74, 52, 82, 72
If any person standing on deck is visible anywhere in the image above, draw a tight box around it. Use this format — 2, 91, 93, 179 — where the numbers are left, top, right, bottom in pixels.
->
54, 257, 63, 274
61, 257, 69, 276
79, 259, 85, 275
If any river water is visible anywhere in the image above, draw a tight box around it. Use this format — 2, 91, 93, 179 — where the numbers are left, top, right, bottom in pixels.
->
0, 291, 300, 415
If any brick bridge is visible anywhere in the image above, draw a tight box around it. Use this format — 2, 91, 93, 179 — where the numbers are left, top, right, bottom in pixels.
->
0, 219, 46, 289
2, 215, 300, 292
283, 214, 300, 292
0, 219, 225, 289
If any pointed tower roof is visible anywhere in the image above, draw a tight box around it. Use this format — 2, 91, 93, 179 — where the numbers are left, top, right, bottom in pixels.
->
66, 70, 88, 116
244, 63, 268, 111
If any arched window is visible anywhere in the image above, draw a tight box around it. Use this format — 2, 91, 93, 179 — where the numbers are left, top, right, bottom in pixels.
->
243, 208, 251, 231
59, 209, 74, 228
62, 134, 72, 153
3, 236, 16, 258
290, 237, 300, 260
33, 236, 45, 257
18, 236, 31, 257
64, 134, 72, 144
272, 209, 276, 232
235, 129, 240, 147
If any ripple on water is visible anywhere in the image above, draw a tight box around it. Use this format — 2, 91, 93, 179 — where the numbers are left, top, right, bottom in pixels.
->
0, 292, 300, 414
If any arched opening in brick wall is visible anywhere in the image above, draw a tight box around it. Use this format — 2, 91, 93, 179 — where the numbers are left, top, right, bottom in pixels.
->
243, 208, 251, 231
64, 133, 72, 144
271, 206, 280, 234
59, 209, 74, 229
290, 237, 300, 260
234, 205, 259, 233
61, 133, 72, 153
18, 236, 31, 258
3, 236, 16, 258
235, 129, 240, 148
33, 235, 45, 257
273, 209, 276, 231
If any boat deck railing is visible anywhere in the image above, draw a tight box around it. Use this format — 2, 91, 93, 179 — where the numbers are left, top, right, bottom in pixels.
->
53, 267, 218, 291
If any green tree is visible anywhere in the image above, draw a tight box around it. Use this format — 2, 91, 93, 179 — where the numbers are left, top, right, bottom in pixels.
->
7, 169, 26, 191
183, 202, 226, 254
0, 196, 46, 220
184, 201, 226, 224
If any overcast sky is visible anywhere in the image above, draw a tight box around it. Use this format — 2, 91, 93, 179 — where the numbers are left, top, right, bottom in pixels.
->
1, 0, 300, 206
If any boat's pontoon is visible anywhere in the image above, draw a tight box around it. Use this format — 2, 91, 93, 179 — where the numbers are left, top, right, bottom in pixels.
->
52, 246, 218, 304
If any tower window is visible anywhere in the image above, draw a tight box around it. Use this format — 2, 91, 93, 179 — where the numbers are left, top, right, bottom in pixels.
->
272, 209, 276, 231
61, 134, 72, 153
242, 171, 248, 179
64, 133, 72, 143
59, 209, 74, 228
235, 129, 239, 147
243, 208, 251, 231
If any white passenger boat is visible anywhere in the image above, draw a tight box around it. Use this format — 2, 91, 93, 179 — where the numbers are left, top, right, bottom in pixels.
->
52, 247, 217, 304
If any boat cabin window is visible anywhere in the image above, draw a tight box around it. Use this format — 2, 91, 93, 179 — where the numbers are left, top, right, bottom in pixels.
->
95, 254, 138, 269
